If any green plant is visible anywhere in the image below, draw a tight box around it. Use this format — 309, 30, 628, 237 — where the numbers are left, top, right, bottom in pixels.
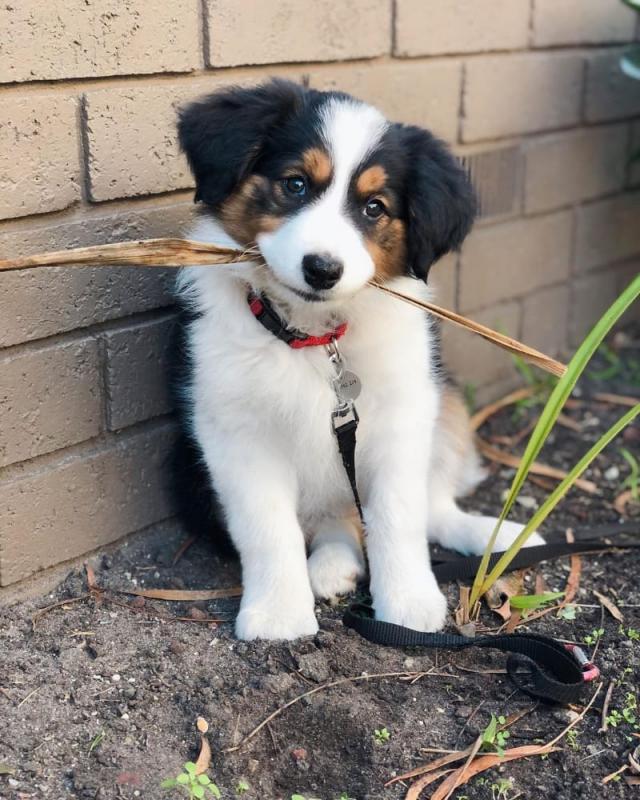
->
511, 354, 557, 415
509, 591, 564, 615
481, 715, 510, 757
470, 276, 640, 608
88, 730, 105, 755
336, 794, 355, 800
161, 762, 221, 799
583, 628, 604, 646
566, 729, 580, 750
620, 447, 640, 499
621, 626, 640, 641
236, 779, 250, 794
373, 727, 391, 744
490, 777, 514, 800
558, 604, 577, 621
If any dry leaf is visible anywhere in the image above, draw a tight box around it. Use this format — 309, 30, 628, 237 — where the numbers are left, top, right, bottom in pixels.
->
484, 572, 524, 621
194, 736, 212, 776
388, 748, 472, 786
405, 769, 454, 799
428, 745, 560, 800
197, 717, 209, 734
454, 586, 471, 628
0, 237, 566, 377
614, 489, 634, 516
125, 586, 242, 601
593, 590, 624, 623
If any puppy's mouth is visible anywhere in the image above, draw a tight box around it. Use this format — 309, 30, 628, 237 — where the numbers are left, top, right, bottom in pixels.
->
286, 285, 329, 303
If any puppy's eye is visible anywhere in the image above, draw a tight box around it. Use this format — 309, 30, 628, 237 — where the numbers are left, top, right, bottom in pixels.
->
283, 176, 307, 196
363, 198, 386, 219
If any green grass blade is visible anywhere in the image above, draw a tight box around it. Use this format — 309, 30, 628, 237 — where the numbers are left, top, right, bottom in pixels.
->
479, 403, 639, 595
470, 274, 640, 608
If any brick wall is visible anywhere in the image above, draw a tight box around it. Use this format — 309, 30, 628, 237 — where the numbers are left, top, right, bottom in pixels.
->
1, 0, 639, 587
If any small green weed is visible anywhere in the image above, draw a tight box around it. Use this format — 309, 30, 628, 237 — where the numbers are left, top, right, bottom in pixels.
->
161, 762, 221, 799
88, 730, 105, 755
490, 777, 514, 800
621, 626, 640, 641
373, 727, 391, 744
566, 729, 580, 750
236, 779, 250, 794
558, 604, 577, 620
481, 714, 510, 757
583, 628, 604, 646
619, 447, 640, 499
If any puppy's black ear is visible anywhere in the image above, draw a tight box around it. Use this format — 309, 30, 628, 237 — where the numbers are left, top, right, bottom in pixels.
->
178, 79, 304, 206
400, 126, 476, 281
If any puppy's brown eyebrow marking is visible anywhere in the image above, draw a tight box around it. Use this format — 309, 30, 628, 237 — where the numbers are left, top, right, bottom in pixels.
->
356, 165, 387, 196
302, 147, 332, 184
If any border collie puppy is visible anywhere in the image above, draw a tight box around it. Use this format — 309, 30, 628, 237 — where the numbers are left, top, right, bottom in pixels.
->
173, 79, 543, 641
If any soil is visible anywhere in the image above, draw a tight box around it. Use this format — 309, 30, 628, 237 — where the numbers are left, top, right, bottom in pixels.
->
1, 327, 639, 800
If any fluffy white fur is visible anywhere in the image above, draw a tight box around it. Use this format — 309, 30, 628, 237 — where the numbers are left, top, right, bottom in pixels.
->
177, 99, 543, 641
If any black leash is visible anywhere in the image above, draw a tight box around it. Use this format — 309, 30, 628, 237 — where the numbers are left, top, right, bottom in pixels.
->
343, 523, 639, 704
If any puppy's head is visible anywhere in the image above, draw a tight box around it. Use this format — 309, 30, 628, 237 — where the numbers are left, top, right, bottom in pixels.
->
178, 79, 475, 302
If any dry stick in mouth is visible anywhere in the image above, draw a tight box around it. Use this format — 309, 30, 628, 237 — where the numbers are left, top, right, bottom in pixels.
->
0, 238, 567, 379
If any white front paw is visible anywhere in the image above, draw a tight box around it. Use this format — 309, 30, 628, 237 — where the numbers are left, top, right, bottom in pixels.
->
308, 541, 366, 600
373, 573, 447, 633
235, 590, 318, 641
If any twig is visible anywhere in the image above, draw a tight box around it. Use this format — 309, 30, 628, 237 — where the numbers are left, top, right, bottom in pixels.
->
222, 671, 420, 754
470, 387, 536, 430
0, 238, 567, 377
17, 687, 40, 708
31, 593, 92, 627
370, 281, 566, 377
603, 765, 629, 784
599, 681, 615, 733
593, 392, 639, 408
475, 437, 598, 494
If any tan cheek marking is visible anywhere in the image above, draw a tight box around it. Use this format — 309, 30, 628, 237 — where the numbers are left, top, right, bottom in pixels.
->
219, 176, 283, 244
302, 147, 332, 184
366, 218, 407, 282
356, 165, 387, 197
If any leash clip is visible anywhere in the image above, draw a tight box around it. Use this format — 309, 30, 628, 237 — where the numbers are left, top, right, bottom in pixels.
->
331, 402, 359, 432
564, 643, 600, 682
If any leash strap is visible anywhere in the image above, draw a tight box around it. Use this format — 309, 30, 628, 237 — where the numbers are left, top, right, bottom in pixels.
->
342, 516, 637, 705
332, 405, 364, 520
343, 603, 590, 704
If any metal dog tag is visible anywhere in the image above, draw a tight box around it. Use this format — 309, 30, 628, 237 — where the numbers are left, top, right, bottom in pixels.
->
337, 370, 361, 401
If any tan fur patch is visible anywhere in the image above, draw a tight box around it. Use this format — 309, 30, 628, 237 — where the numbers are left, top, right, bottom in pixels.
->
219, 175, 282, 245
438, 387, 476, 465
356, 165, 387, 197
302, 147, 332, 184
366, 218, 407, 282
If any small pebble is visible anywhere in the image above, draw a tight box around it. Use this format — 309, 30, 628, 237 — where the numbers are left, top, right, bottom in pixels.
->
604, 465, 619, 481
111, 674, 121, 683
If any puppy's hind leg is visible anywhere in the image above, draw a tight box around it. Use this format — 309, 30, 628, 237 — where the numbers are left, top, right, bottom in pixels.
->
307, 513, 366, 601
428, 386, 544, 556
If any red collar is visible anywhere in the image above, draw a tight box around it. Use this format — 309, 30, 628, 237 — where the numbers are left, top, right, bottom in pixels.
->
247, 292, 347, 349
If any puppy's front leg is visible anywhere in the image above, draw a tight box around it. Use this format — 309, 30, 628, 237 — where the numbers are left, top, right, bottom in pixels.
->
202, 432, 318, 641
363, 413, 447, 633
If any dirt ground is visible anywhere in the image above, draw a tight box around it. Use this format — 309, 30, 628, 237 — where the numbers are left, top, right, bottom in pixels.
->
1, 329, 639, 800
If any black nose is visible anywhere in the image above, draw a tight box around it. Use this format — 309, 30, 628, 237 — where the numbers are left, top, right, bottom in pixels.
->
302, 253, 343, 291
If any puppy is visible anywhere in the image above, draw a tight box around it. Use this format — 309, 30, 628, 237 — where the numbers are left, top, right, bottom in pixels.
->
172, 79, 543, 641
